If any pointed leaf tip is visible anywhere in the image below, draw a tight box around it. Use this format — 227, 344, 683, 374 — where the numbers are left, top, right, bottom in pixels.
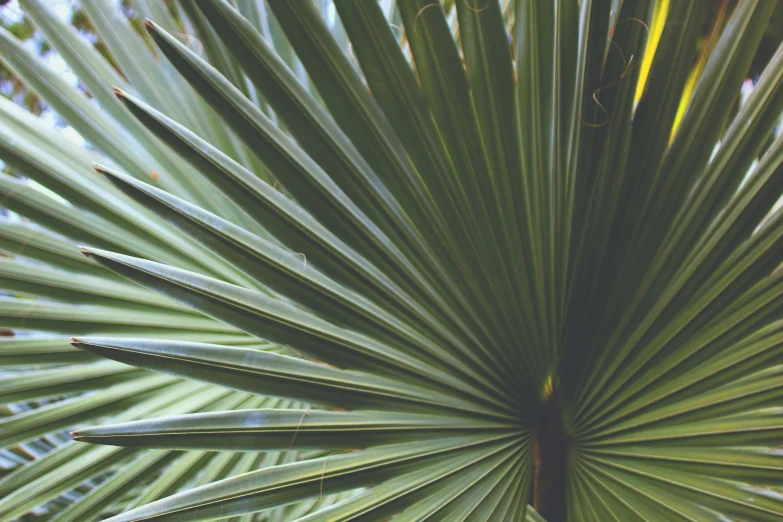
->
92, 163, 121, 180
92, 164, 119, 181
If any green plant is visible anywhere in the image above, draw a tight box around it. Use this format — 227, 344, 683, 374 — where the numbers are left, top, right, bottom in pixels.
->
1, 0, 783, 520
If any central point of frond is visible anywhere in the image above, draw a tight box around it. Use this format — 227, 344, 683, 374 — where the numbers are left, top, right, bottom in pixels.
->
540, 373, 555, 402
532, 389, 568, 522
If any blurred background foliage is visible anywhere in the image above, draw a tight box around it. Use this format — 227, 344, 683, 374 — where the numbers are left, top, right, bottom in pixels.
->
0, 0, 183, 116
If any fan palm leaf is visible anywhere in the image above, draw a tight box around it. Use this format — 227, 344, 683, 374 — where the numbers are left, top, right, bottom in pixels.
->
1, 0, 782, 520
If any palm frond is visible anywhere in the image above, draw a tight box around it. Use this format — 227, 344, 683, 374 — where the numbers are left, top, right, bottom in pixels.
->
1, 0, 782, 520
